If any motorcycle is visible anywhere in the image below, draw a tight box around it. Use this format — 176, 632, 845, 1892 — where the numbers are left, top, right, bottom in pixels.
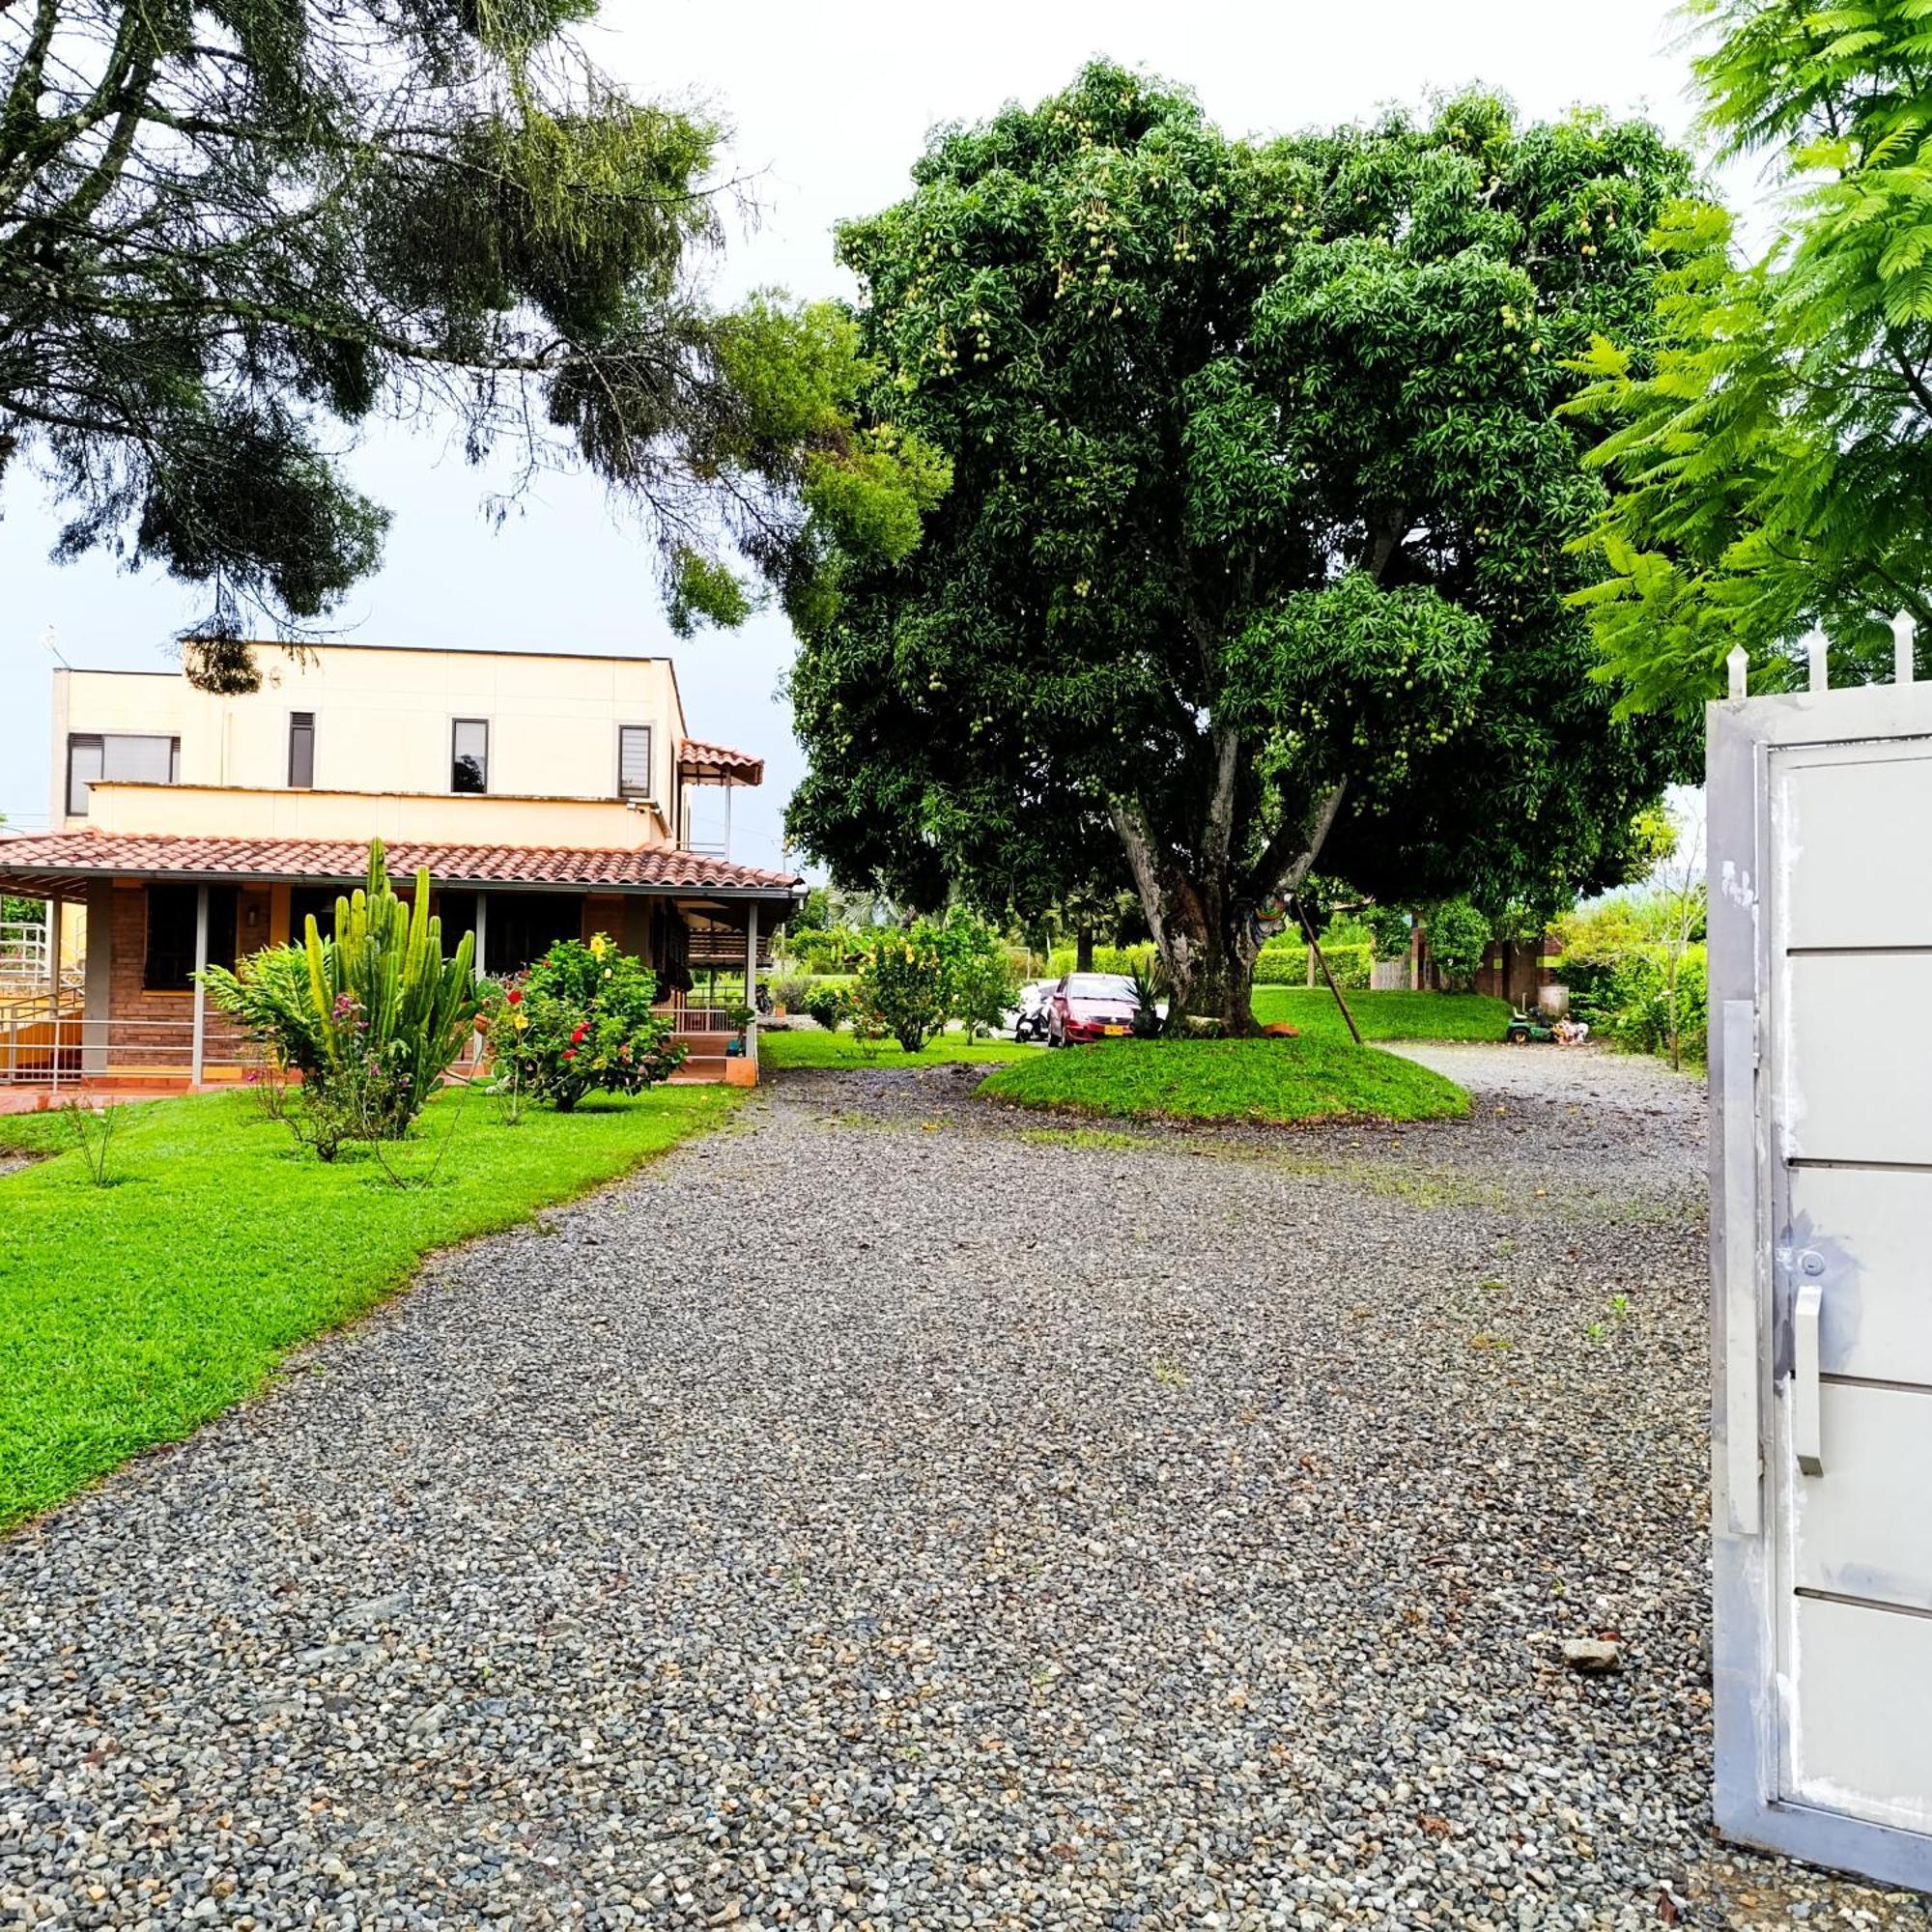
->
1010, 980, 1054, 1044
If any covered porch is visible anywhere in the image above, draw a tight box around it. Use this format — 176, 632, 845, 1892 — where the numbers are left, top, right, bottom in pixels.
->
0, 831, 799, 1096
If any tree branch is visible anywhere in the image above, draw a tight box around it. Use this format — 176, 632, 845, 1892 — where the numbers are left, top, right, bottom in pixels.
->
1244, 778, 1349, 905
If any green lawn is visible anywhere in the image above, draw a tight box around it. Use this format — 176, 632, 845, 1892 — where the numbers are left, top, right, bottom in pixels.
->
0, 1082, 740, 1531
760, 1027, 1039, 1069
1250, 986, 1511, 1042
978, 1036, 1469, 1127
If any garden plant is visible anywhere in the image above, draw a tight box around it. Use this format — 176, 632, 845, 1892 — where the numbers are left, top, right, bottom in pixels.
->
202, 841, 478, 1159
479, 937, 682, 1111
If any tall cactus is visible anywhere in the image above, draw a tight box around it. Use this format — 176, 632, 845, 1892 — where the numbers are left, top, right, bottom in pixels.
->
302, 840, 477, 1134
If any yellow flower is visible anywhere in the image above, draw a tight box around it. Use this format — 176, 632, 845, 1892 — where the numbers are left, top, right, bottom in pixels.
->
513, 1012, 529, 1032
590, 935, 609, 959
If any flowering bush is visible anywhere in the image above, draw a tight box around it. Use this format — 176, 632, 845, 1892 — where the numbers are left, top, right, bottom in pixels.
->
854, 927, 949, 1052
479, 935, 681, 1110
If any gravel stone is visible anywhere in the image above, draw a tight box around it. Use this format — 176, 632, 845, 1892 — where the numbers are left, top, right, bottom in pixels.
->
2, 1043, 1929, 1930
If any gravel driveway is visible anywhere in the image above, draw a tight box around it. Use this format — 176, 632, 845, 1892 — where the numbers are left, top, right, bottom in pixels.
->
3, 1047, 1928, 1931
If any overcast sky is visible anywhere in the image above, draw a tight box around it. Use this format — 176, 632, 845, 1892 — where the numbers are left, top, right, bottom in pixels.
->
0, 0, 1747, 865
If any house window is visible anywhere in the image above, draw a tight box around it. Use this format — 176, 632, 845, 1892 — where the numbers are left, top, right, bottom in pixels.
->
487, 892, 583, 975
288, 712, 315, 788
66, 732, 180, 817
618, 724, 653, 801
144, 884, 239, 991
452, 719, 489, 794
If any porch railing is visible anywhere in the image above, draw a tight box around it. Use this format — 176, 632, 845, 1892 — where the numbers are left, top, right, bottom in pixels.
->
0, 921, 51, 989
0, 1003, 258, 1089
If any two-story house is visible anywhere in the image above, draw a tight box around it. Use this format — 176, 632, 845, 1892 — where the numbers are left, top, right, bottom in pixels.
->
0, 641, 798, 1088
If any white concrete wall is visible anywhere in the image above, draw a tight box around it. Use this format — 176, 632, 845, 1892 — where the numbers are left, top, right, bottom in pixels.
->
54, 646, 690, 833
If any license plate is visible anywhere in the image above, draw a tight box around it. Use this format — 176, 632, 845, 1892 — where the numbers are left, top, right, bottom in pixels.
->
1101, 1024, 1129, 1036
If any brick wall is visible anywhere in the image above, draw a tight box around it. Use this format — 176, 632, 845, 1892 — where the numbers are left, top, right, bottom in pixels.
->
104, 884, 252, 1070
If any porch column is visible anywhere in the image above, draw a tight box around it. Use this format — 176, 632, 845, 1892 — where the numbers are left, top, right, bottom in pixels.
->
744, 900, 758, 1071
46, 896, 63, 1093
82, 882, 111, 1074
473, 893, 489, 978
189, 883, 209, 1086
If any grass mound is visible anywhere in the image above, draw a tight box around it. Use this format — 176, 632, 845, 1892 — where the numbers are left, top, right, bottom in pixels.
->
1250, 987, 1511, 1042
0, 1083, 738, 1531
978, 1036, 1468, 1128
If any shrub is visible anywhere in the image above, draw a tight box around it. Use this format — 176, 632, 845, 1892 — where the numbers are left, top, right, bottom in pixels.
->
1566, 942, 1708, 1066
1423, 896, 1491, 991
1554, 886, 1708, 1067
855, 926, 950, 1052
1317, 941, 1372, 990
1127, 959, 1164, 1037
803, 982, 849, 1032
1254, 938, 1371, 988
768, 969, 812, 1013
1253, 940, 1309, 985
202, 841, 478, 1157
1045, 943, 1157, 979
937, 910, 1016, 1038
480, 936, 681, 1111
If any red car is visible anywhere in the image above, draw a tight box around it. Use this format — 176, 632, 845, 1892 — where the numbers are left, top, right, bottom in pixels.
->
1045, 972, 1142, 1046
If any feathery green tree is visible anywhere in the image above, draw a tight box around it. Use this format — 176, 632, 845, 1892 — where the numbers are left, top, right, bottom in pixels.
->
0, 0, 944, 687
1569, 0, 1932, 708
787, 66, 1700, 1033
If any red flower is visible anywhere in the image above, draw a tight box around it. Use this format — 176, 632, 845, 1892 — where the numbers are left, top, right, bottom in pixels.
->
507, 988, 523, 1005
570, 1024, 587, 1043
562, 1047, 577, 1061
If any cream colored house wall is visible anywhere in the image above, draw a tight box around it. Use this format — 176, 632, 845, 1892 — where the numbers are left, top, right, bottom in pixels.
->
53, 646, 688, 837
86, 782, 655, 849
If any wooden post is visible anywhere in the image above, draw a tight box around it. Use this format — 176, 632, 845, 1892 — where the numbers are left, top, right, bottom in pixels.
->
189, 884, 209, 1085
744, 900, 759, 1072
1295, 899, 1363, 1046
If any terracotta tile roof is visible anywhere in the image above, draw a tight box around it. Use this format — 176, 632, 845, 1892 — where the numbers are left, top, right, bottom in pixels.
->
677, 738, 764, 784
0, 831, 800, 897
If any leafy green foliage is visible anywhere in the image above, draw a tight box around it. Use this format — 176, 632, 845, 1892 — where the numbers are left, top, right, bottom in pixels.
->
1422, 896, 1492, 992
480, 936, 680, 1111
0, 3, 931, 669
802, 982, 851, 1032
853, 925, 951, 1053
0, 1083, 739, 1530
787, 65, 1698, 1036
1569, 0, 1932, 708
1553, 883, 1708, 1065
979, 1036, 1469, 1127
202, 841, 477, 1155
1126, 958, 1164, 1037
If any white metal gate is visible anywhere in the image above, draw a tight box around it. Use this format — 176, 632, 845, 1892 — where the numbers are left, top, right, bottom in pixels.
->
1709, 641, 1932, 1890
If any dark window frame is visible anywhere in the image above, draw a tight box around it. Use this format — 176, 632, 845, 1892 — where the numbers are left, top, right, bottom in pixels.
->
66, 731, 181, 817
451, 718, 490, 795
617, 723, 654, 801
288, 711, 315, 789
143, 884, 239, 992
